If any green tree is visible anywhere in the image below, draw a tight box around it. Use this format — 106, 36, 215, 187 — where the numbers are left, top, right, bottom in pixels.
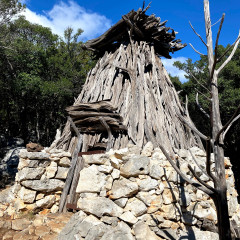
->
0, 17, 94, 146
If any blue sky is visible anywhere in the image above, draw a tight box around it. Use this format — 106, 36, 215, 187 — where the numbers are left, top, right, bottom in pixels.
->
21, 0, 240, 82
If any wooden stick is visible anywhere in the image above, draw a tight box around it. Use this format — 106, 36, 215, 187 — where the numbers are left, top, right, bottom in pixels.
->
99, 117, 113, 151
189, 21, 207, 47
196, 92, 210, 119
189, 43, 206, 56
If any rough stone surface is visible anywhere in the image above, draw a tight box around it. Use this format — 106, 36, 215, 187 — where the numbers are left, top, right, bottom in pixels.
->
17, 167, 45, 181
134, 221, 161, 240
45, 161, 58, 179
55, 167, 69, 179
76, 165, 106, 193
36, 195, 56, 209
58, 157, 71, 167
137, 176, 158, 191
77, 197, 123, 217
110, 178, 138, 199
18, 186, 36, 203
124, 197, 147, 217
21, 179, 65, 192
19, 149, 50, 159
100, 222, 134, 240
120, 156, 150, 177
120, 211, 138, 224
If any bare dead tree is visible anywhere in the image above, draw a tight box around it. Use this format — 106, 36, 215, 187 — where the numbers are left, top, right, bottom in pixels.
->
160, 0, 240, 239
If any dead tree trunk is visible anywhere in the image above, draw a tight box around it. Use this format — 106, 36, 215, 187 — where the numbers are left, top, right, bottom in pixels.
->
161, 1, 240, 239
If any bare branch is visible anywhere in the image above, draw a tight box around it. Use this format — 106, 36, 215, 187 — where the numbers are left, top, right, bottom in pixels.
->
217, 34, 240, 63
175, 109, 208, 141
194, 88, 211, 101
196, 92, 210, 119
211, 16, 223, 27
217, 31, 240, 74
99, 117, 113, 151
215, 104, 240, 144
189, 149, 210, 179
68, 116, 80, 137
223, 114, 240, 139
189, 43, 206, 56
189, 21, 207, 47
159, 145, 215, 196
188, 164, 216, 192
189, 71, 210, 93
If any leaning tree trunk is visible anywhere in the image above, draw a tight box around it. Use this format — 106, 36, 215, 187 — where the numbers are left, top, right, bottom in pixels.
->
55, 39, 202, 154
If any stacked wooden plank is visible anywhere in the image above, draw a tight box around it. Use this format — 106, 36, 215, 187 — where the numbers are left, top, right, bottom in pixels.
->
66, 101, 127, 134
83, 4, 186, 59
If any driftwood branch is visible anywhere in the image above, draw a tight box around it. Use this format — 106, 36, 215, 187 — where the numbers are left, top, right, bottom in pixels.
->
216, 31, 240, 74
99, 117, 113, 151
159, 145, 214, 196
215, 104, 240, 143
189, 21, 207, 47
196, 92, 210, 119
189, 71, 210, 93
188, 164, 216, 192
194, 88, 211, 101
189, 43, 206, 56
223, 114, 240, 140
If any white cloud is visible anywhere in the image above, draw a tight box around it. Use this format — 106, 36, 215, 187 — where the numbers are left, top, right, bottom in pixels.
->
162, 57, 188, 83
22, 1, 112, 41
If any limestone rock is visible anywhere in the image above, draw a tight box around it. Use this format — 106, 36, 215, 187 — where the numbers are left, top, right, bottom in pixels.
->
120, 156, 150, 177
114, 198, 128, 208
21, 179, 65, 192
51, 152, 71, 158
137, 176, 158, 191
17, 167, 45, 181
77, 197, 123, 217
45, 161, 58, 178
55, 167, 69, 179
125, 198, 147, 217
149, 159, 164, 180
18, 186, 36, 203
58, 211, 87, 240
111, 169, 120, 179
76, 165, 107, 193
59, 157, 71, 167
193, 206, 217, 222
98, 165, 113, 174
85, 222, 110, 240
134, 221, 161, 240
18, 159, 50, 170
19, 149, 50, 159
141, 142, 154, 157
83, 154, 109, 165
101, 216, 119, 226
100, 221, 134, 240
120, 211, 138, 225
110, 178, 138, 199
26, 143, 44, 152
36, 195, 56, 209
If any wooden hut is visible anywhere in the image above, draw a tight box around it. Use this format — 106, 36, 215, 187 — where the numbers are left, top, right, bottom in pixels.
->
53, 4, 202, 155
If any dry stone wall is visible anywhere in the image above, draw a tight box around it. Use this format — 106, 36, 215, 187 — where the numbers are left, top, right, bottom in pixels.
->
0, 148, 71, 215
0, 143, 240, 239
59, 143, 240, 240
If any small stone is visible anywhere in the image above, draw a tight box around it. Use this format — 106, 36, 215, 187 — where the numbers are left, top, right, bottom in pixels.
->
18, 186, 36, 203
55, 167, 69, 179
36, 195, 56, 209
45, 161, 58, 178
114, 198, 128, 208
120, 211, 138, 224
120, 156, 150, 178
35, 225, 51, 237
36, 193, 45, 200
98, 165, 113, 174
125, 198, 147, 217
141, 142, 154, 157
19, 149, 50, 159
137, 176, 158, 191
133, 221, 161, 240
59, 157, 71, 167
110, 178, 138, 199
50, 204, 59, 213
101, 216, 119, 226
51, 152, 71, 158
111, 169, 120, 179
26, 143, 44, 152
77, 197, 123, 217
17, 167, 45, 181
83, 154, 110, 165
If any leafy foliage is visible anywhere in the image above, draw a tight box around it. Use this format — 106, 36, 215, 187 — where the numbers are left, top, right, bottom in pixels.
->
0, 14, 95, 146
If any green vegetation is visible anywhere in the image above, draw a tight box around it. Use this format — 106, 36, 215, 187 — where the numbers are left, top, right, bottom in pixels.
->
0, 0, 95, 146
